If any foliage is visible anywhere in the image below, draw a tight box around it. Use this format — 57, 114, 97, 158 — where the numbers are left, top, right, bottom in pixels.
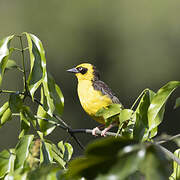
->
0, 33, 179, 179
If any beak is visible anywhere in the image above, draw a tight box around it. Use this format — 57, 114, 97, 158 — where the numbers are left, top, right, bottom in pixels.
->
66, 67, 79, 73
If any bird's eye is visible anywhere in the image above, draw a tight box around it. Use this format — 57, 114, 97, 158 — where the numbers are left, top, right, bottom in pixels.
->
77, 67, 88, 74
78, 67, 83, 71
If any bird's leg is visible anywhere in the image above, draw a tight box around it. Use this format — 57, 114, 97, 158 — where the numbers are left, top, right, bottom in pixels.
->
92, 124, 105, 136
101, 123, 116, 137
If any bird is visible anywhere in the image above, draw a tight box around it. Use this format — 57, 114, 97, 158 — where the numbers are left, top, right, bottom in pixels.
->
67, 63, 123, 136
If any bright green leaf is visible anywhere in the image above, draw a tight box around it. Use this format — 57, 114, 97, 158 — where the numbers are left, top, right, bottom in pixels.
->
96, 104, 122, 119
14, 135, 34, 170
37, 88, 58, 135
57, 141, 73, 162
170, 149, 180, 180
63, 142, 73, 162
40, 141, 53, 165
5, 59, 17, 70
0, 102, 9, 117
0, 149, 16, 178
174, 97, 180, 109
43, 73, 64, 117
119, 109, 134, 125
25, 33, 46, 100
1, 108, 12, 125
0, 102, 12, 125
134, 89, 156, 141
148, 81, 180, 132
0, 35, 14, 86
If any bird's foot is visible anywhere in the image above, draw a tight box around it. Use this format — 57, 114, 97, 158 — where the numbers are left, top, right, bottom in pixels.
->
101, 124, 114, 136
92, 127, 100, 136
101, 128, 109, 137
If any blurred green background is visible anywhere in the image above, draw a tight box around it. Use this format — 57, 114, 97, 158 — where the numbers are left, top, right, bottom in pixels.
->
0, 0, 180, 155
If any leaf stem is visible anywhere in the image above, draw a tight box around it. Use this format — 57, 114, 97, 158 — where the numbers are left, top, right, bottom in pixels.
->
0, 90, 18, 94
19, 36, 28, 94
130, 88, 149, 110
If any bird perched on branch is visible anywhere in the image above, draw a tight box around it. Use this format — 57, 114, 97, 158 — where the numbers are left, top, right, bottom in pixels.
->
67, 63, 123, 136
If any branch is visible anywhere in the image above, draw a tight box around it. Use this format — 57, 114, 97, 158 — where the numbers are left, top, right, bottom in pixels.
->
69, 128, 121, 137
155, 134, 180, 145
30, 96, 85, 150
156, 144, 180, 166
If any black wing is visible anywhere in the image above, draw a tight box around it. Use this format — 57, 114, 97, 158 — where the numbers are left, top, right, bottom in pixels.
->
92, 80, 122, 105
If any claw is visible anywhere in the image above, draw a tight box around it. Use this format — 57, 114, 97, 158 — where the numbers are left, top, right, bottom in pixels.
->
92, 127, 100, 136
101, 128, 109, 137
100, 124, 114, 136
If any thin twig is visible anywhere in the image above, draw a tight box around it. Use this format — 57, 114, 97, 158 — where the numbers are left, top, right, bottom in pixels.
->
130, 88, 148, 110
155, 134, 180, 145
69, 128, 121, 137
156, 144, 180, 166
28, 95, 85, 150
19, 35, 28, 94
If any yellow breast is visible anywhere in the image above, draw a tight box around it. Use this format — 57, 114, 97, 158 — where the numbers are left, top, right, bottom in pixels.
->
77, 80, 112, 124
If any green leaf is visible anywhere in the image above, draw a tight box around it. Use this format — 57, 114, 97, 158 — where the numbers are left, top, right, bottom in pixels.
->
27, 164, 64, 180
1, 108, 12, 125
58, 141, 73, 162
19, 106, 37, 138
97, 146, 146, 180
148, 81, 180, 132
96, 104, 122, 119
51, 144, 66, 168
5, 59, 17, 70
40, 141, 53, 165
0, 101, 12, 125
67, 137, 138, 179
19, 109, 31, 138
25, 33, 46, 100
9, 93, 23, 113
174, 97, 180, 109
134, 89, 156, 141
170, 149, 180, 180
25, 32, 64, 117
119, 109, 134, 125
0, 35, 14, 86
37, 87, 58, 135
43, 73, 64, 117
140, 146, 172, 180
14, 135, 34, 170
0, 149, 16, 178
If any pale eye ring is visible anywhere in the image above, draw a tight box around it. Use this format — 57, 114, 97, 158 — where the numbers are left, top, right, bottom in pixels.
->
78, 67, 83, 71
77, 67, 88, 74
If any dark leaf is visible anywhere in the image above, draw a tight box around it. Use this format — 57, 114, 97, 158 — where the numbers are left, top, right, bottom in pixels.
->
140, 145, 172, 180
174, 97, 180, 109
9, 93, 23, 113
